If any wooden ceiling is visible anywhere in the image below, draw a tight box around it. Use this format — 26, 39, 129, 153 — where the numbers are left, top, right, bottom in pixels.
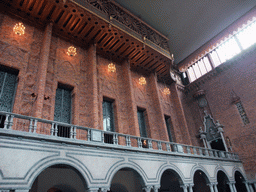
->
1, 0, 174, 84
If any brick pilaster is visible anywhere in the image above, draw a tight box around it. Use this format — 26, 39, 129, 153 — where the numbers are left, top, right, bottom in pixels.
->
87, 43, 99, 129
34, 22, 53, 118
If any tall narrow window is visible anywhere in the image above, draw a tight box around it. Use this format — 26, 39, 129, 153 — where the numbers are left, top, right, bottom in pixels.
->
54, 85, 72, 137
165, 116, 173, 142
0, 66, 18, 128
103, 99, 115, 144
137, 109, 147, 138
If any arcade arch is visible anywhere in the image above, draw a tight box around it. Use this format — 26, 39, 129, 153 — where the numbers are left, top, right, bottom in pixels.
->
29, 164, 87, 192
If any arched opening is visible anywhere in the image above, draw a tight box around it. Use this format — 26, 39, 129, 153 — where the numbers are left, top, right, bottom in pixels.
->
217, 171, 231, 192
210, 139, 226, 151
159, 169, 183, 192
235, 171, 247, 192
29, 164, 87, 192
110, 168, 144, 192
193, 170, 210, 192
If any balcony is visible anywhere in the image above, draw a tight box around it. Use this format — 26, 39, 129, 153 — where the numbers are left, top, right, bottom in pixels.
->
0, 111, 240, 161
0, 111, 249, 192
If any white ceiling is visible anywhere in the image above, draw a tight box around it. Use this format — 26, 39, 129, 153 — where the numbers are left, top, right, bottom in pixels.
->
114, 0, 256, 64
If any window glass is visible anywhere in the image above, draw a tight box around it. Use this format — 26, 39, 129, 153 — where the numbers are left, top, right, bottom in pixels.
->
192, 63, 202, 79
203, 56, 212, 72
187, 67, 196, 82
198, 59, 207, 75
216, 37, 241, 63
137, 109, 147, 138
0, 70, 18, 112
210, 50, 221, 67
103, 100, 115, 132
165, 116, 173, 142
236, 21, 256, 50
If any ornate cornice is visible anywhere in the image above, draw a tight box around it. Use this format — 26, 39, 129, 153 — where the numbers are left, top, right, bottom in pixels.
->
77, 0, 169, 51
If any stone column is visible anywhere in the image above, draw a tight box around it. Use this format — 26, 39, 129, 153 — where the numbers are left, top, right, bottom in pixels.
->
213, 183, 219, 192
249, 184, 254, 192
87, 43, 99, 129
227, 183, 234, 192
244, 182, 252, 192
207, 183, 214, 192
232, 183, 238, 192
188, 184, 194, 192
180, 184, 188, 192
153, 185, 160, 192
254, 183, 256, 191
34, 22, 53, 118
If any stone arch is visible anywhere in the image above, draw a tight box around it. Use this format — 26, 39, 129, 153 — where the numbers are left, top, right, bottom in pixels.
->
108, 163, 147, 192
158, 165, 186, 192
214, 166, 231, 182
156, 164, 186, 185
232, 167, 247, 181
216, 169, 231, 192
190, 165, 211, 184
107, 162, 147, 187
27, 156, 91, 189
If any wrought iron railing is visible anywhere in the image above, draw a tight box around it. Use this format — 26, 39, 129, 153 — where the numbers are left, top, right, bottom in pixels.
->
0, 111, 240, 161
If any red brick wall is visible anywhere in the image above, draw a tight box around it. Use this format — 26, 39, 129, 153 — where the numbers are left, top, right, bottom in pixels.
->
183, 45, 256, 179
0, 13, 188, 144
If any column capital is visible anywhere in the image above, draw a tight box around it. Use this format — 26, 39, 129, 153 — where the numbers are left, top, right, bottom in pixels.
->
153, 185, 161, 192
181, 184, 189, 188
100, 188, 110, 192
86, 188, 100, 192
143, 185, 152, 192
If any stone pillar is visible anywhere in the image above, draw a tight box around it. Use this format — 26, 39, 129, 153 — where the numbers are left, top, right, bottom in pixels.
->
207, 183, 214, 192
244, 182, 251, 192
249, 184, 254, 192
87, 43, 99, 129
153, 185, 160, 192
180, 184, 188, 192
227, 183, 234, 192
147, 73, 168, 140
232, 183, 238, 192
121, 59, 139, 136
213, 183, 219, 192
254, 183, 256, 191
188, 184, 194, 192
143, 186, 152, 192
34, 22, 53, 118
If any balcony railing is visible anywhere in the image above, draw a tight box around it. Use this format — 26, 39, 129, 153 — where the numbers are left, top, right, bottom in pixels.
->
0, 111, 240, 161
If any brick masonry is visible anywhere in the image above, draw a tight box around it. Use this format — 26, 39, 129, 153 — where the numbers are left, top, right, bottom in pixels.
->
1, 12, 255, 180
183, 44, 256, 179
